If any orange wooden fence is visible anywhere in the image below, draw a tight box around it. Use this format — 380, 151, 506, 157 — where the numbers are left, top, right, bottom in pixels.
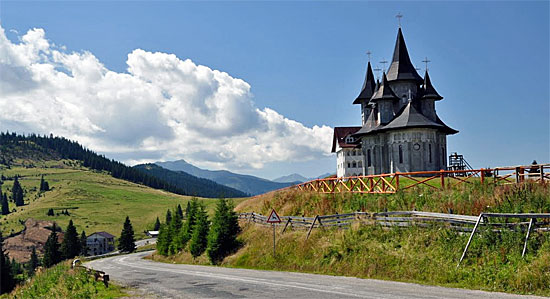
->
293, 164, 549, 194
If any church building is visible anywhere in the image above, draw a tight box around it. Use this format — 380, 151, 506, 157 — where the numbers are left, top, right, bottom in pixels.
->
332, 27, 458, 177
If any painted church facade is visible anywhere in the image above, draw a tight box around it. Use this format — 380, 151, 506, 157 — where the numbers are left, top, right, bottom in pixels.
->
331, 27, 458, 177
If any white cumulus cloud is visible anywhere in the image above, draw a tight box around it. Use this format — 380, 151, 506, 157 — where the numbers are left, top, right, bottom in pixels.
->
0, 25, 333, 171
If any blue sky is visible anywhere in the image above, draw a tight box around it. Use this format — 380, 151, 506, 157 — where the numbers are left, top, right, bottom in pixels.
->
0, 1, 548, 179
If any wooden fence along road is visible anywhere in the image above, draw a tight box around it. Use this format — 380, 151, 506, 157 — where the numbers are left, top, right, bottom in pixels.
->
239, 211, 550, 266
292, 163, 549, 194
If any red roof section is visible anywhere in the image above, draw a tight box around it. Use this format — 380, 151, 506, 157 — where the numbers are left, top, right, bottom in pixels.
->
331, 127, 361, 152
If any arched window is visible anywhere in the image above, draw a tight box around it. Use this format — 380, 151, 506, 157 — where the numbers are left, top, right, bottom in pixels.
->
367, 149, 371, 167
352, 161, 357, 168
399, 145, 403, 164
358, 161, 362, 168
348, 162, 351, 168
429, 144, 432, 163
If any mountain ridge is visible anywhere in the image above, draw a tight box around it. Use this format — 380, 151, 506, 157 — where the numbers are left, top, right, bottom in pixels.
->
156, 160, 295, 196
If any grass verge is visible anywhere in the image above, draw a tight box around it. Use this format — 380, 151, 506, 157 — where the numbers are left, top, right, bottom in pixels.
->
2, 261, 127, 298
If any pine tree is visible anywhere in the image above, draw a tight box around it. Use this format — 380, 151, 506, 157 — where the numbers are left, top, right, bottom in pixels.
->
12, 176, 24, 207
153, 217, 161, 231
1, 190, 9, 215
61, 220, 80, 259
26, 246, 39, 276
39, 175, 50, 192
179, 198, 198, 249
189, 204, 209, 258
176, 204, 184, 219
207, 199, 241, 264
118, 216, 136, 253
165, 209, 172, 224
168, 209, 183, 254
80, 231, 88, 256
42, 223, 61, 267
0, 232, 16, 294
155, 224, 171, 256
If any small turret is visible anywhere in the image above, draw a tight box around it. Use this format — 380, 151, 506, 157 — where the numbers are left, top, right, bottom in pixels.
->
420, 70, 442, 121
370, 73, 399, 124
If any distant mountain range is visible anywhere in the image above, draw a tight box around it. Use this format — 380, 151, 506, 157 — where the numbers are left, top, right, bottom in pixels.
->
156, 160, 299, 196
273, 172, 335, 183
133, 164, 248, 198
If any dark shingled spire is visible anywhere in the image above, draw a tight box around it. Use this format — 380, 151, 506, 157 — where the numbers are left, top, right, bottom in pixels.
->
370, 73, 399, 102
422, 70, 443, 100
386, 28, 423, 82
353, 61, 376, 105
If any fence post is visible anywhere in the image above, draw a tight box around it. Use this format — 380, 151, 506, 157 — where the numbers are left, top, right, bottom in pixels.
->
457, 213, 483, 268
540, 166, 545, 184
440, 169, 445, 189
282, 218, 292, 233
522, 218, 535, 258
515, 167, 521, 184
480, 168, 485, 184
306, 216, 319, 240
395, 172, 400, 191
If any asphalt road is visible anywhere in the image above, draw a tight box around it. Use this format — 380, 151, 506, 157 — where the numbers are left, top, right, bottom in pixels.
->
86, 252, 543, 299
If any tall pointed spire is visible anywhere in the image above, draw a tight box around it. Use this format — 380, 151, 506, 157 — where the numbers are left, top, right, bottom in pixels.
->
386, 28, 422, 82
370, 73, 399, 102
422, 70, 443, 100
353, 61, 376, 105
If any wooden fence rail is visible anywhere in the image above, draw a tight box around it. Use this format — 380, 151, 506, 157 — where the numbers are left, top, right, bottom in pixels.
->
239, 211, 550, 236
290, 164, 549, 194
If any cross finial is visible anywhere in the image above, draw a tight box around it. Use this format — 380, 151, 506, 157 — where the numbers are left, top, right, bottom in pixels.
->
379, 59, 388, 71
422, 57, 431, 71
366, 51, 372, 62
396, 12, 403, 28
373, 66, 382, 80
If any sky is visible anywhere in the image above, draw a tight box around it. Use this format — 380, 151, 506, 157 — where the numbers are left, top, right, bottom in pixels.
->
0, 1, 548, 180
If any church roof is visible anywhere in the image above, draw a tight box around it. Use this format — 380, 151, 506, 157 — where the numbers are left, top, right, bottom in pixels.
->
386, 28, 423, 82
370, 73, 399, 102
421, 70, 443, 100
331, 127, 362, 152
353, 61, 376, 105
352, 109, 380, 136
382, 101, 443, 131
353, 101, 458, 137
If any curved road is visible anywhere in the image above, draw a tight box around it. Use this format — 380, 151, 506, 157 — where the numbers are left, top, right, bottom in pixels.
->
86, 252, 543, 299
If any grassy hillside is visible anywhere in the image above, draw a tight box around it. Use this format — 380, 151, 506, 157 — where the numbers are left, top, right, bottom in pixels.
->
236, 181, 550, 216
3, 261, 127, 298
0, 161, 240, 239
153, 182, 550, 296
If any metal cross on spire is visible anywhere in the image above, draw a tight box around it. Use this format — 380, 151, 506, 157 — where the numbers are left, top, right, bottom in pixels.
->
422, 57, 431, 71
373, 66, 382, 80
379, 59, 388, 72
366, 51, 372, 62
396, 12, 403, 28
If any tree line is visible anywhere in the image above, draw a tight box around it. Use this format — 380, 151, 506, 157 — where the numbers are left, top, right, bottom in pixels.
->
156, 198, 240, 264
0, 132, 200, 197
0, 216, 136, 295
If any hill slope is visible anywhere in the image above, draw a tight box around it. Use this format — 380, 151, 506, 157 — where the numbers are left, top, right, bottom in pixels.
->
156, 159, 294, 195
133, 164, 248, 198
0, 162, 231, 240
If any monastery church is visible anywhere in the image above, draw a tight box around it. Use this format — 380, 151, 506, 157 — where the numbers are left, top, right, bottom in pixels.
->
332, 27, 458, 177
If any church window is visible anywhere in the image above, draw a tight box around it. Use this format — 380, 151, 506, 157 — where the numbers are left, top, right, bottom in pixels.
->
429, 144, 432, 163
352, 150, 356, 156
347, 151, 350, 156
367, 149, 372, 167
399, 145, 403, 164
353, 161, 357, 168
348, 162, 351, 168
358, 161, 362, 168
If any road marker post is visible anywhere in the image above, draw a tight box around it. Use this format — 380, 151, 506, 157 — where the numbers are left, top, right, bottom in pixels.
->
266, 209, 282, 256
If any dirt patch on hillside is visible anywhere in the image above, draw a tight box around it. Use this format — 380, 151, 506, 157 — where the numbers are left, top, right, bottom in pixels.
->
4, 218, 64, 263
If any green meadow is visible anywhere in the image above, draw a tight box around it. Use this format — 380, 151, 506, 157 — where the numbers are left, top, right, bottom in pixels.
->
0, 161, 241, 239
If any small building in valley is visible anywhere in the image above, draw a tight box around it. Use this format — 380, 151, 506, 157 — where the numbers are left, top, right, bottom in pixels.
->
86, 231, 115, 256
